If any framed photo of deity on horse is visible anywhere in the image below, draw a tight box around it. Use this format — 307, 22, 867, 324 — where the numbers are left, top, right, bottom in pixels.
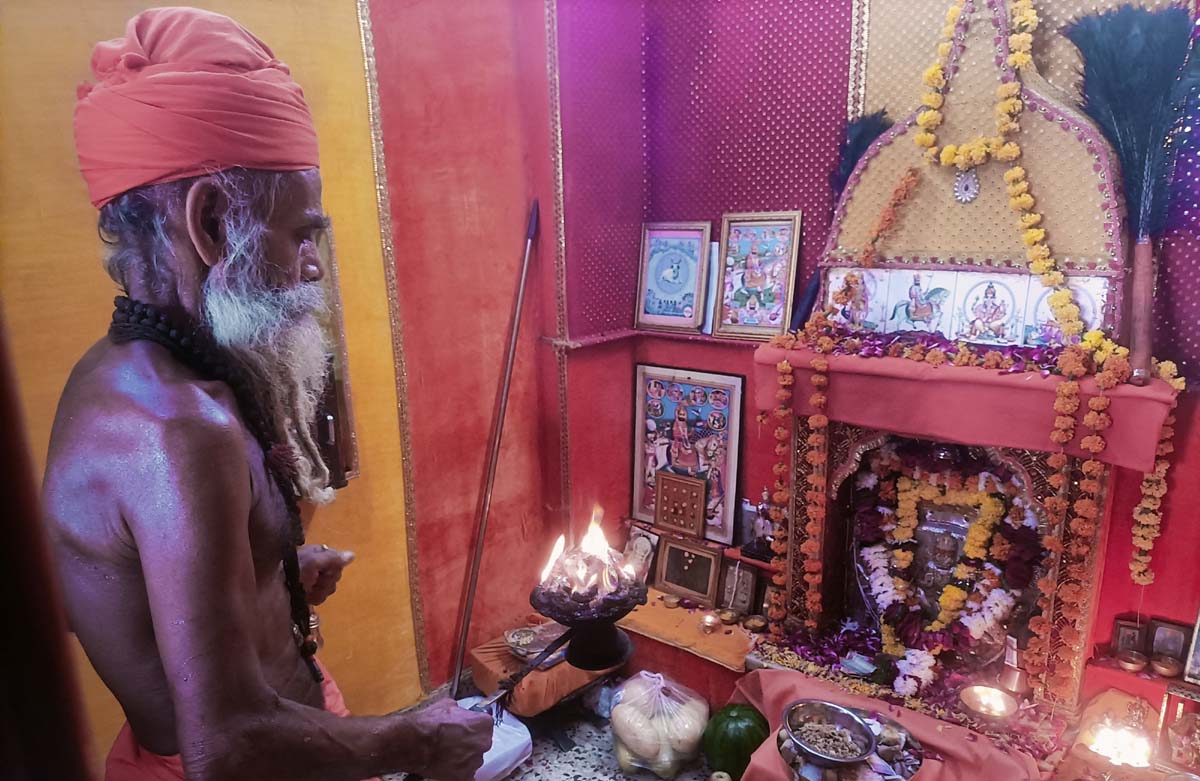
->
632, 365, 742, 545
714, 211, 802, 340
635, 221, 712, 333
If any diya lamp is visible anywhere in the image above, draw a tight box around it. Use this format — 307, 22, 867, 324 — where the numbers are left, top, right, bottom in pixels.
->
698, 612, 721, 634
1083, 719, 1154, 770
960, 684, 1019, 720
529, 509, 648, 670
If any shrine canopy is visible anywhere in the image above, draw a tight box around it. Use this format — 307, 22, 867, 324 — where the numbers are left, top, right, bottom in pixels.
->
754, 345, 1175, 473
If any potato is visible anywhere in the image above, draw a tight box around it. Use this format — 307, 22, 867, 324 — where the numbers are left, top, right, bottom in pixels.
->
615, 738, 640, 775
665, 697, 709, 756
612, 702, 661, 760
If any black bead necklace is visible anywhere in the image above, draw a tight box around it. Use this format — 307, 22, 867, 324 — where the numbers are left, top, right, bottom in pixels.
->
109, 296, 322, 682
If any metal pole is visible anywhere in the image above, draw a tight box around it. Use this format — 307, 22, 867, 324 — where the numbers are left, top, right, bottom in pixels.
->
450, 200, 539, 699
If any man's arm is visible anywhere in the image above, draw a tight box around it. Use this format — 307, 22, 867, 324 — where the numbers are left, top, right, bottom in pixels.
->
125, 408, 487, 781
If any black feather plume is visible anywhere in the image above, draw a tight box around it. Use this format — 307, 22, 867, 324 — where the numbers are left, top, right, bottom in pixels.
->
831, 110, 892, 202
1066, 6, 1200, 240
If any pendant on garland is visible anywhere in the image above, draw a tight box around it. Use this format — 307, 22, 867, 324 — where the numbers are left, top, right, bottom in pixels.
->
954, 169, 981, 204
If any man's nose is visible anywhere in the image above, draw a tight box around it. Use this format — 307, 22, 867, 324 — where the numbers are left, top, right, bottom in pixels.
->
301, 256, 324, 283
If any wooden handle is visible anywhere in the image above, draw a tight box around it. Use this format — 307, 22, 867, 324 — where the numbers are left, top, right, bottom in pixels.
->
1127, 238, 1155, 386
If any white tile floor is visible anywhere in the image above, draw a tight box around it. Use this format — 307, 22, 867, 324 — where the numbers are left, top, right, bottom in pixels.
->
386, 716, 713, 781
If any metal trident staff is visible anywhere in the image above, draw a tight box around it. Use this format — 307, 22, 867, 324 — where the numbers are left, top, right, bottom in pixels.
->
449, 200, 540, 700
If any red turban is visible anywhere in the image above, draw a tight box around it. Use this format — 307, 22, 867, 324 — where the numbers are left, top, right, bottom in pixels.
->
74, 7, 319, 208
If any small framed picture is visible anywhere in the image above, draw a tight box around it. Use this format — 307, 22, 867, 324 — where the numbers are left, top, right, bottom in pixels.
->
624, 524, 661, 586
654, 472, 707, 539
655, 535, 722, 607
1113, 617, 1148, 654
1149, 619, 1194, 661
719, 558, 758, 614
635, 221, 712, 333
714, 211, 803, 340
1186, 619, 1200, 685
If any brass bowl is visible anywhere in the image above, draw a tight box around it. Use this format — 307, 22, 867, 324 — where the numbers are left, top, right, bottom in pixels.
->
1152, 654, 1183, 678
742, 614, 768, 633
717, 608, 741, 625
662, 594, 682, 609
1117, 650, 1149, 673
960, 685, 1018, 719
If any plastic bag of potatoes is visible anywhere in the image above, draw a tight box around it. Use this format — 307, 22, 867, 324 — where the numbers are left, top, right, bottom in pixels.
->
610, 671, 709, 779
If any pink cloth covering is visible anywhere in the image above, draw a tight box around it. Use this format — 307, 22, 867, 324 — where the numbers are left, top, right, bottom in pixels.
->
732, 669, 1041, 781
104, 659, 379, 781
754, 346, 1176, 473
74, 7, 319, 208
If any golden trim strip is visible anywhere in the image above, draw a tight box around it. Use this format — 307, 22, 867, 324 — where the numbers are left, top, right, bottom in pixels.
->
545, 0, 574, 540
355, 0, 431, 694
847, 0, 870, 120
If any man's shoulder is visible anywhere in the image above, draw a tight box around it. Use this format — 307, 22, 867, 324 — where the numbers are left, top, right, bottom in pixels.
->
54, 339, 248, 465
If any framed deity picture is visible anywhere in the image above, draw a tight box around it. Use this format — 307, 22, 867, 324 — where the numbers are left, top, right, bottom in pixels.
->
1148, 619, 1193, 661
655, 536, 722, 607
635, 222, 712, 333
624, 524, 661, 586
719, 558, 758, 614
633, 365, 743, 545
714, 211, 802, 340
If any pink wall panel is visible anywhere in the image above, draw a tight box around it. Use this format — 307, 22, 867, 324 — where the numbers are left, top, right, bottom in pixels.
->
645, 0, 853, 286
556, 0, 648, 340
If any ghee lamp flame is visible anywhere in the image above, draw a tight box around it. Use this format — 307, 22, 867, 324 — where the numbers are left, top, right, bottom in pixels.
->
539, 535, 566, 583
580, 508, 609, 558
1088, 723, 1152, 768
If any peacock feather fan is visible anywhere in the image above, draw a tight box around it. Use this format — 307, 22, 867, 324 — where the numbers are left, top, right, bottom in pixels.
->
831, 110, 892, 202
1066, 5, 1200, 241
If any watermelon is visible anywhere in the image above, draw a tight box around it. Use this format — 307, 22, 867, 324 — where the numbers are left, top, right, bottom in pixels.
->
701, 704, 770, 781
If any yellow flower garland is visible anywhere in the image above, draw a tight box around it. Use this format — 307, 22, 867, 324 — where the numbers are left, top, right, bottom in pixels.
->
914, 0, 1036, 169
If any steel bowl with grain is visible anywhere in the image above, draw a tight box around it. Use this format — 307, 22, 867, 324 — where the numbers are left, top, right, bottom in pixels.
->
782, 700, 877, 768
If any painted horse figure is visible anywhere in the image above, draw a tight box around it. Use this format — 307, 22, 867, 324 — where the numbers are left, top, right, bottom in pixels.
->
890, 287, 951, 329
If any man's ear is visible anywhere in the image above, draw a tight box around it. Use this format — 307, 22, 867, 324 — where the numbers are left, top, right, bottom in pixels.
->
184, 178, 227, 269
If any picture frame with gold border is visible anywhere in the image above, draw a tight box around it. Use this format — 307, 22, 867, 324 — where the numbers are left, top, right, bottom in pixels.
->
714, 210, 802, 340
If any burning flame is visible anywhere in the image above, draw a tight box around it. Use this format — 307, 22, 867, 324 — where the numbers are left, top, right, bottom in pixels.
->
973, 687, 1011, 717
539, 535, 565, 583
1089, 724, 1152, 768
580, 512, 610, 559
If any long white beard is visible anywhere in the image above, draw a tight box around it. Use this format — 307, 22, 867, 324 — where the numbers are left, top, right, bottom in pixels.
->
202, 273, 334, 505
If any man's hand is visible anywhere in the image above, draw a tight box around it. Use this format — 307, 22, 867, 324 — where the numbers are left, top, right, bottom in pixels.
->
407, 699, 493, 781
297, 544, 355, 605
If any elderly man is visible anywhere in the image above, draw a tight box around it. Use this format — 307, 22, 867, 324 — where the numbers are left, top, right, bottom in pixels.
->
43, 8, 491, 780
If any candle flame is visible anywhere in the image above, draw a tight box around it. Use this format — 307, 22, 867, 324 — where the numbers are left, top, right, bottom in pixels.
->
1089, 724, 1152, 767
539, 535, 565, 583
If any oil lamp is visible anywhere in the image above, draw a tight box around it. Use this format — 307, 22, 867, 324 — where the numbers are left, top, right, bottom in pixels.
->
529, 509, 647, 670
960, 684, 1019, 719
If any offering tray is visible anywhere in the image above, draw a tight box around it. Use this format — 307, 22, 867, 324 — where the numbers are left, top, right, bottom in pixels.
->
776, 705, 924, 780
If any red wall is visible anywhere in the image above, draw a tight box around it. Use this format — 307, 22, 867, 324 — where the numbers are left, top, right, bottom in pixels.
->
369, 0, 564, 686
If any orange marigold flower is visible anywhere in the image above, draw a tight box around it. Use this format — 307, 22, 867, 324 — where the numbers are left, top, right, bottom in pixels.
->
779, 374, 795, 387
907, 344, 927, 361
1054, 415, 1076, 432
775, 426, 791, 441
805, 521, 823, 537
777, 360, 793, 374
1088, 396, 1111, 412
816, 336, 836, 353
773, 490, 791, 505
1082, 459, 1105, 477
925, 348, 948, 366
804, 559, 823, 574
810, 356, 829, 372
1080, 434, 1106, 454
810, 393, 828, 408
1083, 411, 1112, 431
1048, 472, 1067, 490
807, 432, 826, 447
1054, 395, 1080, 415
1045, 497, 1069, 516
1048, 452, 1069, 470
1050, 429, 1073, 445
807, 474, 827, 489
804, 573, 823, 586
775, 443, 790, 457
1158, 441, 1176, 456
773, 407, 792, 420
1080, 479, 1101, 495
776, 389, 793, 402
800, 539, 820, 556
1074, 498, 1100, 519
806, 451, 828, 467
983, 351, 1005, 369
770, 539, 789, 555
808, 414, 829, 429
888, 343, 906, 358
772, 572, 788, 587
1041, 535, 1064, 555
772, 461, 789, 476
810, 374, 829, 389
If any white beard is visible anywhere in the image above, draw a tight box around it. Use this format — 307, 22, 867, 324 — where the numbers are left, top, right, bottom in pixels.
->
202, 273, 334, 504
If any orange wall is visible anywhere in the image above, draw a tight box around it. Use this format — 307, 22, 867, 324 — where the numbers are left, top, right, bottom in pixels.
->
0, 1, 421, 770
368, 0, 566, 684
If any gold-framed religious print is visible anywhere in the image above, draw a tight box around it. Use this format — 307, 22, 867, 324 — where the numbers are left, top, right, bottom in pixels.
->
714, 210, 802, 340
635, 221, 712, 333
633, 365, 743, 545
655, 535, 722, 607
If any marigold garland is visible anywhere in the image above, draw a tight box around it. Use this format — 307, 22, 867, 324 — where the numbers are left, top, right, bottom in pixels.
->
859, 167, 921, 268
915, 0, 1035, 168
767, 358, 795, 641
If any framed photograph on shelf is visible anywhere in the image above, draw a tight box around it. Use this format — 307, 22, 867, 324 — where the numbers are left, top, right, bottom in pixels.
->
655, 535, 722, 607
653, 472, 707, 539
719, 558, 758, 614
714, 211, 802, 340
633, 365, 743, 545
1149, 619, 1195, 661
635, 221, 712, 333
1113, 617, 1148, 654
624, 524, 661, 587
